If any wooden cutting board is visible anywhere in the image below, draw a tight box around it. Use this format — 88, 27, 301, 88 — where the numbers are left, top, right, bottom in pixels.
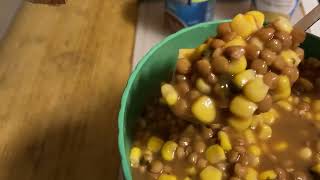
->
0, 0, 136, 179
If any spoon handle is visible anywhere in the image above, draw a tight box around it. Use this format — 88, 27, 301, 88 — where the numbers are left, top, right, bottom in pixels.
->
294, 4, 320, 31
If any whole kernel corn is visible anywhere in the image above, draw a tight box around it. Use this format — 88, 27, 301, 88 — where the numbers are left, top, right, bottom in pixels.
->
158, 174, 177, 180
185, 166, 197, 176
244, 129, 256, 144
311, 163, 320, 174
259, 170, 277, 180
218, 131, 232, 151
276, 100, 293, 111
299, 147, 312, 160
161, 83, 178, 105
230, 96, 258, 118
190, 44, 208, 61
243, 77, 269, 102
245, 11, 265, 28
178, 49, 195, 59
228, 116, 253, 131
273, 141, 288, 152
273, 75, 291, 101
258, 125, 272, 140
233, 69, 256, 88
231, 13, 258, 38
191, 96, 216, 124
273, 16, 293, 33
147, 136, 164, 153
312, 100, 320, 112
280, 49, 301, 67
302, 96, 311, 103
205, 145, 226, 164
228, 56, 247, 74
196, 78, 211, 94
130, 147, 142, 168
200, 166, 222, 180
245, 167, 258, 180
315, 113, 320, 121
183, 177, 192, 180
161, 141, 178, 161
224, 36, 247, 48
248, 145, 261, 156
287, 96, 293, 103
251, 116, 262, 130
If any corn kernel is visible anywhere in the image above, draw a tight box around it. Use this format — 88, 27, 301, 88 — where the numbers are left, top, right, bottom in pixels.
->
224, 36, 247, 48
230, 96, 257, 118
245, 167, 258, 180
299, 147, 312, 160
315, 113, 320, 121
183, 177, 192, 180
276, 100, 293, 111
200, 166, 222, 180
311, 163, 320, 175
243, 77, 269, 102
248, 145, 261, 156
302, 96, 311, 103
191, 44, 208, 61
233, 69, 256, 88
205, 145, 226, 164
312, 100, 320, 112
231, 13, 257, 38
218, 131, 232, 151
130, 147, 142, 168
159, 174, 177, 180
191, 96, 216, 124
185, 166, 197, 176
287, 96, 293, 102
228, 116, 253, 131
273, 75, 291, 101
249, 37, 264, 50
196, 78, 211, 94
273, 16, 293, 33
273, 141, 288, 152
269, 108, 279, 119
259, 170, 277, 180
161, 83, 178, 105
147, 136, 164, 153
244, 129, 256, 144
245, 11, 265, 28
280, 49, 301, 66
161, 141, 178, 161
261, 110, 277, 125
228, 56, 247, 74
250, 116, 262, 130
258, 125, 272, 140
179, 49, 195, 59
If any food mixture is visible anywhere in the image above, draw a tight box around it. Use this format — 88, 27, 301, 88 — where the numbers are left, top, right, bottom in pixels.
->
129, 11, 320, 180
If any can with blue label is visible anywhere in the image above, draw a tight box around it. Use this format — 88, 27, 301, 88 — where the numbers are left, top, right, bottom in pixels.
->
165, 0, 215, 32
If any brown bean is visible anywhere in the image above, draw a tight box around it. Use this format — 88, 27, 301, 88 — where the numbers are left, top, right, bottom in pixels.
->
251, 59, 268, 74
256, 27, 275, 41
197, 158, 208, 169
212, 48, 223, 58
227, 150, 240, 163
143, 150, 153, 164
275, 167, 288, 180
297, 102, 310, 112
188, 152, 198, 164
291, 28, 306, 48
201, 127, 214, 140
260, 49, 277, 65
176, 146, 186, 159
282, 67, 299, 84
139, 165, 147, 173
171, 99, 188, 117
263, 72, 279, 89
272, 57, 287, 72
149, 160, 163, 174
175, 81, 190, 96
218, 22, 232, 36
224, 46, 246, 60
222, 32, 237, 42
163, 165, 172, 173
295, 47, 304, 60
234, 163, 247, 177
258, 94, 272, 112
206, 73, 218, 85
185, 146, 193, 156
292, 171, 308, 180
179, 136, 191, 147
176, 58, 191, 74
175, 74, 187, 82
187, 90, 201, 103
193, 141, 206, 154
316, 140, 320, 152
216, 162, 228, 172
275, 31, 293, 49
197, 59, 212, 77
211, 56, 229, 74
230, 177, 241, 180
245, 44, 261, 61
266, 39, 282, 53
211, 39, 226, 49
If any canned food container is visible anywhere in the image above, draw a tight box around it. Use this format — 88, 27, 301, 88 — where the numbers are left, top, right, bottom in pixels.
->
118, 20, 320, 180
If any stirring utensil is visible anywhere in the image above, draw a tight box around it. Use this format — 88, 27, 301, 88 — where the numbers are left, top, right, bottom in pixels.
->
294, 4, 320, 32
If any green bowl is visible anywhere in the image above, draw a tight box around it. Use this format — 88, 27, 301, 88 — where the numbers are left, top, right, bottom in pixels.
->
118, 20, 320, 180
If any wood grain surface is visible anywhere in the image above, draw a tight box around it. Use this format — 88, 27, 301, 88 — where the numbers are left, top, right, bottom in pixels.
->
0, 0, 136, 179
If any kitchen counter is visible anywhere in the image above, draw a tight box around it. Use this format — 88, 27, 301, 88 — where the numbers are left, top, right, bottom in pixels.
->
0, 0, 136, 179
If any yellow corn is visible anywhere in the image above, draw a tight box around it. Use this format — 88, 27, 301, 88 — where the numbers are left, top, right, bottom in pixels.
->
191, 96, 216, 124
196, 78, 211, 94
315, 113, 320, 121
243, 77, 269, 102
311, 163, 320, 175
302, 96, 311, 103
280, 50, 301, 66
248, 145, 261, 156
259, 170, 277, 180
228, 56, 247, 74
292, 96, 300, 105
299, 147, 312, 160
191, 44, 209, 61
312, 100, 320, 112
205, 145, 226, 164
233, 69, 256, 88
161, 141, 178, 161
179, 49, 195, 59
251, 115, 262, 130
224, 36, 247, 48
147, 136, 164, 153
276, 100, 293, 111
130, 147, 142, 168
273, 75, 291, 101
287, 96, 293, 103
159, 174, 177, 180
183, 177, 192, 180
249, 37, 264, 50
218, 131, 232, 151
228, 116, 253, 132
200, 166, 222, 180
273, 16, 293, 33
244, 129, 256, 144
258, 125, 272, 140
185, 166, 197, 176
230, 96, 257, 118
259, 109, 277, 125
231, 13, 258, 38
245, 167, 258, 180
245, 11, 265, 28
273, 141, 288, 152
161, 83, 178, 105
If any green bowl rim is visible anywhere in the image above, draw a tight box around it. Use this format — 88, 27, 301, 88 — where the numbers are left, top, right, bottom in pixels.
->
118, 19, 230, 180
